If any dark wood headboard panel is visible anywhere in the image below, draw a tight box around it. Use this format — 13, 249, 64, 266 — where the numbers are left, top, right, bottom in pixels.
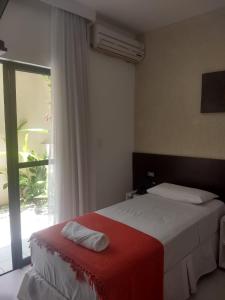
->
133, 152, 225, 201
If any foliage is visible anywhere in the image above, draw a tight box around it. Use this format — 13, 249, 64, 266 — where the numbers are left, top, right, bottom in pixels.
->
19, 152, 48, 206
1, 120, 49, 209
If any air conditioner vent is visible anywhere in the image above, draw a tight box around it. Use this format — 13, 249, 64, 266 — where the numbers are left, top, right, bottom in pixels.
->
91, 24, 145, 64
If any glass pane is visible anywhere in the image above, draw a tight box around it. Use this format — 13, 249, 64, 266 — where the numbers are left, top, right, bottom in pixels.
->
20, 165, 53, 258
0, 64, 12, 274
15, 71, 51, 163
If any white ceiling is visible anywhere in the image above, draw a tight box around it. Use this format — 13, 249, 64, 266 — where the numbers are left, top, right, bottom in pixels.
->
79, 0, 225, 32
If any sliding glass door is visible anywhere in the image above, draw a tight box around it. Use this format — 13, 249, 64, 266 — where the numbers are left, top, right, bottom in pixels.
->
0, 61, 52, 273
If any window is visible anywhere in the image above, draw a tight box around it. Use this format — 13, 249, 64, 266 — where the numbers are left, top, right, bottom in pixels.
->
0, 61, 52, 272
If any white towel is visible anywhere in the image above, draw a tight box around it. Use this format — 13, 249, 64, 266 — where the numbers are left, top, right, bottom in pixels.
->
61, 221, 109, 252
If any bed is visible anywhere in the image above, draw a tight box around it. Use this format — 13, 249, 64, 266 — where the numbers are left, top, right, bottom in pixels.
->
18, 153, 225, 300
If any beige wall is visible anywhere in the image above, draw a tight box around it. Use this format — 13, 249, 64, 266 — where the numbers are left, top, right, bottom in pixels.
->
136, 9, 225, 159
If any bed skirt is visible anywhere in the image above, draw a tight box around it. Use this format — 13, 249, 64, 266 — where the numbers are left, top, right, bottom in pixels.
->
164, 233, 218, 300
18, 232, 219, 300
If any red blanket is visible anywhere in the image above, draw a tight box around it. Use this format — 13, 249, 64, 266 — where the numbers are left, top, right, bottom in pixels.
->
31, 212, 164, 300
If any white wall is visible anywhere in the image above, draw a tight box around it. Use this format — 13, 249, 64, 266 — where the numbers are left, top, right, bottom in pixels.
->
0, 0, 51, 67
0, 0, 135, 209
89, 51, 134, 209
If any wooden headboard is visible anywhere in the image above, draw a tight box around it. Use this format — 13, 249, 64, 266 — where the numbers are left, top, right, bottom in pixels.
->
133, 152, 225, 201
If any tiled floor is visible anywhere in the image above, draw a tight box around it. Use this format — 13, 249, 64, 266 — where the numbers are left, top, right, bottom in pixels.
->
0, 207, 12, 275
0, 206, 52, 275
0, 241, 30, 275
0, 267, 224, 300
0, 245, 12, 274
0, 266, 30, 300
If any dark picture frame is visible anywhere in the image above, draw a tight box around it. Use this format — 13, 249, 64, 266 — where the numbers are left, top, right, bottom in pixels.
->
201, 70, 225, 113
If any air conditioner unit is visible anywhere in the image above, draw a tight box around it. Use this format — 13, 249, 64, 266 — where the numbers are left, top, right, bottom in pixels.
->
91, 24, 144, 64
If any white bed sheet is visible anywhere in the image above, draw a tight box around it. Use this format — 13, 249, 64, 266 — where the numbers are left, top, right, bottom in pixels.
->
98, 194, 224, 270
19, 194, 225, 300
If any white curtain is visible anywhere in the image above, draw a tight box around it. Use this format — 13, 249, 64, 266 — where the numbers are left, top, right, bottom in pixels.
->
48, 7, 92, 223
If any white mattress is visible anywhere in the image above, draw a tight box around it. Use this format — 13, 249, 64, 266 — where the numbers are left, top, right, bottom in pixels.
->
29, 194, 224, 300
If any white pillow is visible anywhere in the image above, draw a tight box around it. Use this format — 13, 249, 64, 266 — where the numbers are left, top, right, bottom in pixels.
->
147, 183, 218, 204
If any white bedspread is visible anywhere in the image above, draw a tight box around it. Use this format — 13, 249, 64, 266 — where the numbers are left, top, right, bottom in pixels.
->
18, 194, 225, 300
98, 194, 224, 270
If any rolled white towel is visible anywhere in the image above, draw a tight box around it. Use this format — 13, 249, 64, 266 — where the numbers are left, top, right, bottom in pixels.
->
61, 221, 109, 252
